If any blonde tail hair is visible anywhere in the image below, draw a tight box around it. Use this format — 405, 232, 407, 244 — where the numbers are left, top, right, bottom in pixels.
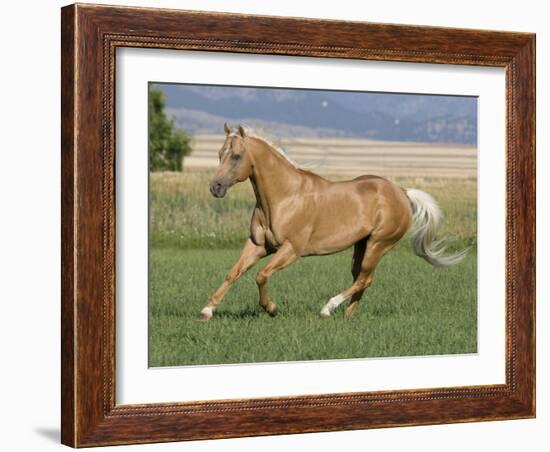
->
406, 188, 467, 268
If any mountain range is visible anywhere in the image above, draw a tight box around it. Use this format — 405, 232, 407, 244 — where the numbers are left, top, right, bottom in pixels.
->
155, 84, 477, 144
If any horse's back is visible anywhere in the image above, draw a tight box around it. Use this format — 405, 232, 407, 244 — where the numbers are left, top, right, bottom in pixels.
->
351, 174, 407, 199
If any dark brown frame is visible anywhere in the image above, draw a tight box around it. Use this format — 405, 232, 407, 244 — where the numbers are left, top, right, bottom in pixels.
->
61, 3, 535, 447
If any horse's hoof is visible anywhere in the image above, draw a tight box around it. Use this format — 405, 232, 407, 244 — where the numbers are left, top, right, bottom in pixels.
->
199, 307, 213, 321
319, 307, 331, 318
267, 303, 278, 317
344, 305, 358, 318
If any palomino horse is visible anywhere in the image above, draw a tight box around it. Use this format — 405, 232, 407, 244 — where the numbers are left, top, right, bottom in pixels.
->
200, 123, 466, 320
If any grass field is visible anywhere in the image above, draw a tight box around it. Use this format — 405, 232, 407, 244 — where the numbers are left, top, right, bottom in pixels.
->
149, 169, 477, 367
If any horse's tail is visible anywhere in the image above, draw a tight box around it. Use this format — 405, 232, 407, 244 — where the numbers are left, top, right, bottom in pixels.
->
405, 188, 467, 268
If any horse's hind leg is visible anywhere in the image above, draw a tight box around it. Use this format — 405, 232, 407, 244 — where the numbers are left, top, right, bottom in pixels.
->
346, 238, 397, 317
345, 238, 368, 318
320, 238, 395, 318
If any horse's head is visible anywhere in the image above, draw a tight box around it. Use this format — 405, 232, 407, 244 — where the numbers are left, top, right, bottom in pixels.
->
209, 123, 254, 198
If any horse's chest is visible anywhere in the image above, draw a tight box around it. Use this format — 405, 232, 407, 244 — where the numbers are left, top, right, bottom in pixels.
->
264, 228, 279, 247
251, 208, 281, 248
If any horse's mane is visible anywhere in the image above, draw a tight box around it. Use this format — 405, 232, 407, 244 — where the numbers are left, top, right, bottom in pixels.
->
247, 132, 299, 169
229, 126, 318, 175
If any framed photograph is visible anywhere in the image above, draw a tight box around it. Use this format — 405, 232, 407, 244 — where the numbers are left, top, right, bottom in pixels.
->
61, 3, 535, 447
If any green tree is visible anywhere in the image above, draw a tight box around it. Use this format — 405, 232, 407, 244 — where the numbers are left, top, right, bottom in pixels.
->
149, 86, 191, 171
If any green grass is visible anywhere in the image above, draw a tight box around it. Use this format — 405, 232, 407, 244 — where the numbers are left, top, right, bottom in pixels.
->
149, 242, 477, 367
148, 170, 477, 367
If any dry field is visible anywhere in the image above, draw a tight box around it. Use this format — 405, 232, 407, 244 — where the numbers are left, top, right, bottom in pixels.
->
184, 134, 477, 179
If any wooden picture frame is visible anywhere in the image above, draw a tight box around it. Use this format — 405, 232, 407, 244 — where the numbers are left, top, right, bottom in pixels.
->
61, 3, 535, 447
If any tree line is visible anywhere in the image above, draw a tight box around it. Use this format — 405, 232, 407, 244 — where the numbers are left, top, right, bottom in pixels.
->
149, 86, 191, 171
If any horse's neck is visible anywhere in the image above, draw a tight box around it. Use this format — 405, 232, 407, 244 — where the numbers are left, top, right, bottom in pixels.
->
248, 139, 302, 219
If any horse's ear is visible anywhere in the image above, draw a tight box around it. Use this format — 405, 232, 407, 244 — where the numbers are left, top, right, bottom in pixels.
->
224, 122, 231, 135
238, 124, 247, 138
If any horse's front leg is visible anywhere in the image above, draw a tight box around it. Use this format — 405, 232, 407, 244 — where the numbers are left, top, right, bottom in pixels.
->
200, 238, 267, 320
256, 241, 298, 317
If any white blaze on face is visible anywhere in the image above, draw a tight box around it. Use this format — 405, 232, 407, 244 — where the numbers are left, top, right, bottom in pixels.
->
221, 132, 239, 158
320, 293, 346, 317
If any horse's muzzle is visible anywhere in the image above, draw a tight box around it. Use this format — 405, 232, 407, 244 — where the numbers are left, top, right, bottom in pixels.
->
209, 180, 228, 198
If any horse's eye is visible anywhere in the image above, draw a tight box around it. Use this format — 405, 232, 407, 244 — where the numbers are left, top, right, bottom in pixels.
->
231, 154, 241, 161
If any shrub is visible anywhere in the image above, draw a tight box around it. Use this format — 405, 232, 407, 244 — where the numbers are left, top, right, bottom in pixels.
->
149, 86, 191, 171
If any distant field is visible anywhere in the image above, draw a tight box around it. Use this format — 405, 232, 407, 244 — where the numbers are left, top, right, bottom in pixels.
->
149, 166, 477, 367
184, 134, 477, 179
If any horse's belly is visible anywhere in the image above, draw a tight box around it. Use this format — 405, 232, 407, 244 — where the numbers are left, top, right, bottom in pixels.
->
304, 220, 369, 256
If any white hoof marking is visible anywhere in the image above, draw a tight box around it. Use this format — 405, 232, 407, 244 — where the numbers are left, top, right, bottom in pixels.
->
320, 294, 346, 317
200, 306, 214, 319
